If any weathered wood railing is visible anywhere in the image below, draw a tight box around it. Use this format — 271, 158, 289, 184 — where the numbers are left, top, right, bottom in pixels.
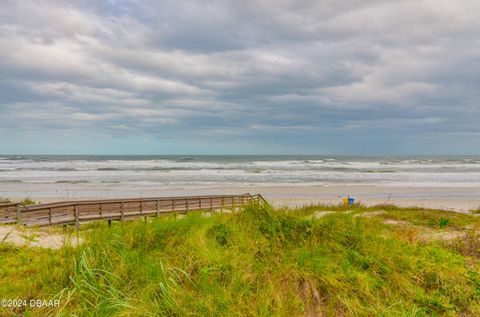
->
0, 193, 268, 227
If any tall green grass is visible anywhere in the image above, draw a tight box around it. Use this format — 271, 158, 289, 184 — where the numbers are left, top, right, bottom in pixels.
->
1, 204, 480, 316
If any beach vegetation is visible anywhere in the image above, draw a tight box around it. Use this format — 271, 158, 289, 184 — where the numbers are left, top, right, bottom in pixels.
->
20, 197, 36, 205
1, 204, 480, 316
1, 197, 37, 205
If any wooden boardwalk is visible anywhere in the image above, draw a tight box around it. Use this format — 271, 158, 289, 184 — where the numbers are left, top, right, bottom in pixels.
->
0, 193, 268, 228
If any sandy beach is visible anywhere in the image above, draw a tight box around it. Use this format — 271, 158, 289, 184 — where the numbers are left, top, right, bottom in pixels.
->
128, 185, 480, 212
256, 185, 480, 212
7, 185, 478, 213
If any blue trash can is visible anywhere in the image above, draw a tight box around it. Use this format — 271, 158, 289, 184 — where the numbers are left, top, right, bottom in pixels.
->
348, 197, 355, 205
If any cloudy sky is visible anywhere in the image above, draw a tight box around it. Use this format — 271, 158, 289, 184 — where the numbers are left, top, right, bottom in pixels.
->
0, 0, 479, 155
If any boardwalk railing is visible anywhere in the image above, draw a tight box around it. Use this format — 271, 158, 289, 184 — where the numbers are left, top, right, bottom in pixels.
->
0, 193, 269, 227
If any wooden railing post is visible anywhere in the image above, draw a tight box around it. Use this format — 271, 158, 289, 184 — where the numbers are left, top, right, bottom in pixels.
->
186, 199, 189, 213
99, 203, 103, 219
48, 208, 52, 225
74, 204, 79, 230
16, 204, 22, 225
120, 201, 124, 221
210, 197, 213, 211
156, 200, 160, 218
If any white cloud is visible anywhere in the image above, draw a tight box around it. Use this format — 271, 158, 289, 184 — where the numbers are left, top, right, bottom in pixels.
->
0, 0, 479, 153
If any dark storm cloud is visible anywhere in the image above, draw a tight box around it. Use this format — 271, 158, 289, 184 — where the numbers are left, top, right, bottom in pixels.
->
0, 0, 479, 154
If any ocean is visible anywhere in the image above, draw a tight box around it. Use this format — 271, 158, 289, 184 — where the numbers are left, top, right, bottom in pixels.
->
1, 155, 480, 200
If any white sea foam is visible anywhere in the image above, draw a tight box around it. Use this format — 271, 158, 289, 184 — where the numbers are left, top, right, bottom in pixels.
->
1, 156, 480, 197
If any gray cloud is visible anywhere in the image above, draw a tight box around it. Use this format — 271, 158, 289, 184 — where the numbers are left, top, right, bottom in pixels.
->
0, 0, 479, 154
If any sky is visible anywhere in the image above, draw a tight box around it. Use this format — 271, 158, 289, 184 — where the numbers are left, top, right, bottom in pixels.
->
0, 0, 479, 155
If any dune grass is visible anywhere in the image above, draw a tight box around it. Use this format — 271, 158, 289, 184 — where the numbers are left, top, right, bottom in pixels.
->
1, 204, 480, 316
20, 197, 36, 206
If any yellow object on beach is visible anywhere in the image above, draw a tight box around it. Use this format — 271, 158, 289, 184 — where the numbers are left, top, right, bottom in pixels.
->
342, 197, 349, 205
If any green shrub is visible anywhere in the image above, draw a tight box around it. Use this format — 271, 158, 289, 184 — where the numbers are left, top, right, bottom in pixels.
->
439, 217, 450, 228
207, 224, 231, 246
20, 197, 36, 205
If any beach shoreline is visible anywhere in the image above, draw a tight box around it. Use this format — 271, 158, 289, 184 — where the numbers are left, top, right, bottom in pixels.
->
4, 185, 478, 213
2, 155, 479, 212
